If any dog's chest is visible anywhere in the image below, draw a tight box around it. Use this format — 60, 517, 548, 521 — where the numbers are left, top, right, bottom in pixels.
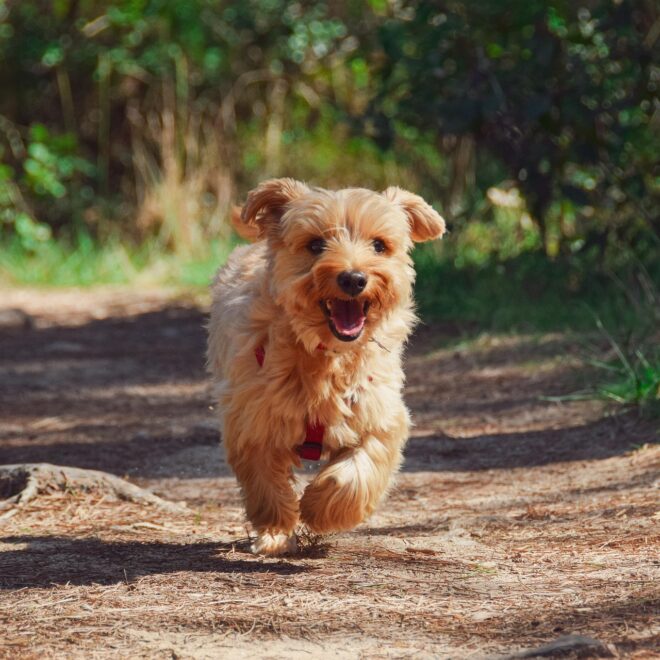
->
309, 359, 400, 448
244, 344, 403, 449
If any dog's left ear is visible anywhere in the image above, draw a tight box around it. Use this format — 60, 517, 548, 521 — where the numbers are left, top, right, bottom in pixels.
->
240, 178, 310, 238
382, 187, 446, 242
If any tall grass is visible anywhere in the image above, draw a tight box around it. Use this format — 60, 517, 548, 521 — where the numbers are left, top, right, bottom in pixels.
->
130, 86, 234, 257
1, 81, 240, 288
589, 270, 660, 416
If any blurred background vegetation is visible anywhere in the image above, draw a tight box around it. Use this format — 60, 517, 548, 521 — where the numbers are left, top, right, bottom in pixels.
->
0, 0, 658, 341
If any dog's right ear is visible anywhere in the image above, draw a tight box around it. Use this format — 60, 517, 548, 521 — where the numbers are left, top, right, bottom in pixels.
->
240, 178, 310, 239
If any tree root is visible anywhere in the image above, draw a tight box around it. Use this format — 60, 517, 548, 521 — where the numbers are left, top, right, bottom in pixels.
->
0, 463, 189, 515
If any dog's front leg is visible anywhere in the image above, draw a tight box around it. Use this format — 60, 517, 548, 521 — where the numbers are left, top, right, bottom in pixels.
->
299, 426, 405, 534
229, 449, 299, 555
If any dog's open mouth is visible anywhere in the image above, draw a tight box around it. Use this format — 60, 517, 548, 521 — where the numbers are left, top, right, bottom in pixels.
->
320, 298, 370, 342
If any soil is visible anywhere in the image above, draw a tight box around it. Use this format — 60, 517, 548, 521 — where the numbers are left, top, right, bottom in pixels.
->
0, 287, 658, 659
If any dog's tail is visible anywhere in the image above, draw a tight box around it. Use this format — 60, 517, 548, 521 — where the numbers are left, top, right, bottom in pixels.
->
230, 205, 260, 242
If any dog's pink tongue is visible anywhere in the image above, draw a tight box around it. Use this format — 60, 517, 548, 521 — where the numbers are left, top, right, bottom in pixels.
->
331, 299, 365, 336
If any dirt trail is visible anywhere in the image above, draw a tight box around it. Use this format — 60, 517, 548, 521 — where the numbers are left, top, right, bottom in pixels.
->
0, 288, 658, 659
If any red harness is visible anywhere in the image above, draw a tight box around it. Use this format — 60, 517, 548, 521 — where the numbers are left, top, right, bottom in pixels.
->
255, 344, 325, 461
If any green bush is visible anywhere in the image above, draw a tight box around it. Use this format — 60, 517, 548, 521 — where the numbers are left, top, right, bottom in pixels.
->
1, 2, 657, 250
367, 1, 658, 262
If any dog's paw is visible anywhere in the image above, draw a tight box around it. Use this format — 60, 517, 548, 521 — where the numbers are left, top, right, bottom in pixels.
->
251, 532, 298, 556
300, 477, 367, 534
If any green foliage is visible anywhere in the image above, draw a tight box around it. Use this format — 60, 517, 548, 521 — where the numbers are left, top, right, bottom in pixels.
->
0, 0, 658, 326
596, 341, 660, 416
367, 1, 659, 259
23, 124, 93, 199
0, 0, 375, 248
0, 156, 51, 251
0, 121, 94, 249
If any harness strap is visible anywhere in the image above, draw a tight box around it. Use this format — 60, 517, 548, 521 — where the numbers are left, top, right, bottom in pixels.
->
255, 344, 325, 461
255, 345, 265, 367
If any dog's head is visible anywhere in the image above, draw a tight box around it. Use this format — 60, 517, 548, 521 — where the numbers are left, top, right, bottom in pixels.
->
240, 178, 445, 350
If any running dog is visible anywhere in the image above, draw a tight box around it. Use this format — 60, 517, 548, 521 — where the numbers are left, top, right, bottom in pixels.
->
207, 178, 445, 554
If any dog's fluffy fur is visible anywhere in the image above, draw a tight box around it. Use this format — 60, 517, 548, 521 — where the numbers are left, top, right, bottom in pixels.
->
207, 179, 445, 555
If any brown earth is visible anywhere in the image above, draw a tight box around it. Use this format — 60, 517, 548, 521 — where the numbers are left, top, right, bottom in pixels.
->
0, 287, 658, 659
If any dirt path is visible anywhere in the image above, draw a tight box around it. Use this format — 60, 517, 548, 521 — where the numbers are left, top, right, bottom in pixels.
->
0, 288, 657, 659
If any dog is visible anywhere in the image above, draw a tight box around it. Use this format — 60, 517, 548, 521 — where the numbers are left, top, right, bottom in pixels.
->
207, 178, 445, 555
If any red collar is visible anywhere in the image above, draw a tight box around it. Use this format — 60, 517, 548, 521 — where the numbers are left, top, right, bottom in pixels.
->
255, 344, 325, 461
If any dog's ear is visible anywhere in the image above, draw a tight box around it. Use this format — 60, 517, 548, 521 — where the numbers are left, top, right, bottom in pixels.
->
230, 205, 260, 242
240, 178, 310, 238
382, 187, 446, 242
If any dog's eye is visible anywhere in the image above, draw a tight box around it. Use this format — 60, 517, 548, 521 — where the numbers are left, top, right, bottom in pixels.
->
373, 239, 386, 254
307, 238, 326, 255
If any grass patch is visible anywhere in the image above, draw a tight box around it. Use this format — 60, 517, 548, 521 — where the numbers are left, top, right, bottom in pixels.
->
591, 318, 660, 417
0, 233, 236, 288
413, 245, 658, 333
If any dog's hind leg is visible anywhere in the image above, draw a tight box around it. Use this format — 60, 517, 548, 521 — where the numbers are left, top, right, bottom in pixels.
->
229, 449, 299, 555
299, 418, 407, 534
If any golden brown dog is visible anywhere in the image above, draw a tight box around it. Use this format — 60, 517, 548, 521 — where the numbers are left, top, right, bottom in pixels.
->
207, 179, 445, 555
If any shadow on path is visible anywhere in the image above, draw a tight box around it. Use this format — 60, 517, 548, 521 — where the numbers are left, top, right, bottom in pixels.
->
0, 535, 309, 589
403, 415, 655, 472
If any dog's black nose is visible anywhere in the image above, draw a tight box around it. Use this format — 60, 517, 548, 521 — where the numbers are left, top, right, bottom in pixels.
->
337, 270, 368, 297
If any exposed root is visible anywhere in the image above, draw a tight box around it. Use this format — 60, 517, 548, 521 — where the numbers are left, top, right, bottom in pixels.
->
0, 463, 189, 515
